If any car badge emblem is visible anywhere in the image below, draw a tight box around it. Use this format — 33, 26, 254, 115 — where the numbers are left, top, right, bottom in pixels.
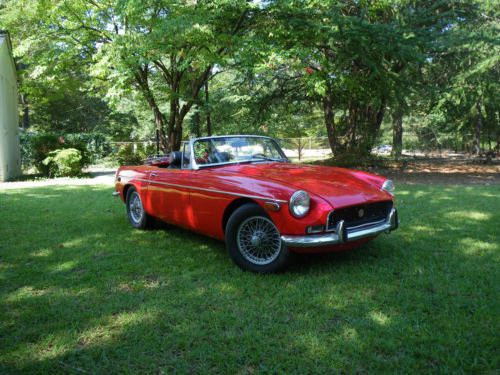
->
358, 208, 364, 218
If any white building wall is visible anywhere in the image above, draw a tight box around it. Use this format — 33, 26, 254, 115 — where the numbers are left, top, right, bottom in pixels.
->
0, 34, 21, 182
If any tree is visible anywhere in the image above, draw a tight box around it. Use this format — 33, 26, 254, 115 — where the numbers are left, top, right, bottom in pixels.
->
2, 0, 256, 151
263, 1, 415, 156
404, 0, 499, 154
2, 0, 497, 157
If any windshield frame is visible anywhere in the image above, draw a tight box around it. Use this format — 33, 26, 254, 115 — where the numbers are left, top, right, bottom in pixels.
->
188, 135, 289, 170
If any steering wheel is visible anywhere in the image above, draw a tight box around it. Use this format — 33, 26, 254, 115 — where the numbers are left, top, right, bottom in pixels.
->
208, 151, 224, 163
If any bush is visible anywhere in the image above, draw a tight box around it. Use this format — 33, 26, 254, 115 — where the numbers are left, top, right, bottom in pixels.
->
24, 134, 65, 175
42, 148, 84, 177
20, 132, 96, 175
114, 143, 157, 166
63, 133, 112, 162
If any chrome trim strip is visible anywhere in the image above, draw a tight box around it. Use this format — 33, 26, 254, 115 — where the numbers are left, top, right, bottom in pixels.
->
136, 178, 288, 203
192, 159, 284, 169
281, 208, 398, 248
193, 134, 276, 142
347, 218, 386, 231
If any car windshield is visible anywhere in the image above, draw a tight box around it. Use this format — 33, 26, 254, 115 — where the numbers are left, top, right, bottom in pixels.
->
192, 136, 287, 167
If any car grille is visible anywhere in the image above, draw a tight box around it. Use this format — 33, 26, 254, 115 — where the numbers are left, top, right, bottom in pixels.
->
327, 201, 393, 231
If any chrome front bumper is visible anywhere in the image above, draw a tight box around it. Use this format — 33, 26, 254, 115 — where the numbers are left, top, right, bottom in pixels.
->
281, 208, 399, 248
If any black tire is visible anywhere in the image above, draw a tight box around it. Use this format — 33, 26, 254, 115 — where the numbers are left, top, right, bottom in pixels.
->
126, 187, 154, 229
225, 203, 292, 273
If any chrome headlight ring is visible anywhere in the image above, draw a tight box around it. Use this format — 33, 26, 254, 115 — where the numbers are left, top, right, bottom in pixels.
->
289, 190, 310, 218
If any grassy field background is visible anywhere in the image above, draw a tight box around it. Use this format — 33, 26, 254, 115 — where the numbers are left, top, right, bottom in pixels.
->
1, 183, 499, 374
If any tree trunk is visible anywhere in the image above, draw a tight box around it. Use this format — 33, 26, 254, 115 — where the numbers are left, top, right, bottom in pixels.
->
348, 103, 357, 152
347, 101, 385, 156
323, 84, 338, 155
170, 102, 194, 151
392, 109, 403, 157
167, 98, 179, 151
20, 93, 29, 129
164, 69, 212, 151
297, 138, 302, 161
135, 67, 169, 152
172, 123, 183, 151
153, 108, 169, 152
473, 101, 483, 154
205, 80, 212, 136
193, 109, 201, 138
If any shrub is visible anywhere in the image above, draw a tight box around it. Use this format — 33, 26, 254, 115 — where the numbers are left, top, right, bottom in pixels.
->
114, 143, 157, 166
63, 133, 112, 162
26, 134, 64, 175
43, 148, 84, 177
20, 133, 96, 175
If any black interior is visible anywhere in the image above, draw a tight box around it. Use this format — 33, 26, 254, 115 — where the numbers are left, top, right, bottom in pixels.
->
207, 151, 231, 164
168, 151, 183, 169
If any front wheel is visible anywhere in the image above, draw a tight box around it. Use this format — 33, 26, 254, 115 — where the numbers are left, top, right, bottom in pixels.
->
225, 203, 292, 273
126, 187, 153, 229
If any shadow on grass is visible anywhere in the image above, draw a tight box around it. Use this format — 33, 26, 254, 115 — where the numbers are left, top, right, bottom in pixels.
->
0, 184, 499, 374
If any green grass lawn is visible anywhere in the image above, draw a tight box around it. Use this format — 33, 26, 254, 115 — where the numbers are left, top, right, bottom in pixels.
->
1, 184, 499, 374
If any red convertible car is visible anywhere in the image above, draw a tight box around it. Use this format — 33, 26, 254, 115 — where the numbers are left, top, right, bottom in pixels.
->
114, 135, 398, 273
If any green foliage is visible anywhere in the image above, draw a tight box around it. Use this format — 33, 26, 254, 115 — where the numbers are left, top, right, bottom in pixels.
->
23, 134, 64, 174
1, 0, 498, 157
20, 133, 94, 174
1, 0, 256, 151
42, 148, 84, 177
113, 143, 157, 166
63, 133, 112, 162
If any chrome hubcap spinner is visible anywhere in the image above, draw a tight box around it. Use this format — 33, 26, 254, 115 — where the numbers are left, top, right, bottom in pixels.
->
237, 216, 281, 265
129, 192, 144, 223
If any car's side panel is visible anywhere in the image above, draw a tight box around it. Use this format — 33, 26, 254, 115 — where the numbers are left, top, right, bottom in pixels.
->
116, 166, 333, 239
147, 169, 192, 228
189, 189, 240, 240
115, 166, 154, 204
186, 169, 333, 237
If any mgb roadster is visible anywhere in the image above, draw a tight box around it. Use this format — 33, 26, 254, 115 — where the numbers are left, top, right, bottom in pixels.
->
114, 135, 398, 273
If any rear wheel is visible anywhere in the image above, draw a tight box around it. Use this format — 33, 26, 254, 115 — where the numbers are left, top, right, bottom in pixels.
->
126, 187, 153, 229
225, 203, 291, 273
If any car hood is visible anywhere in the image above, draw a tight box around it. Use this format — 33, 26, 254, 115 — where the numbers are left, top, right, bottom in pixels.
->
223, 162, 390, 208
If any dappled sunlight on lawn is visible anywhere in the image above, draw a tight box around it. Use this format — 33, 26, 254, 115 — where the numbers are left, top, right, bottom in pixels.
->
6, 286, 54, 302
459, 238, 498, 254
76, 309, 158, 350
409, 225, 435, 233
369, 310, 391, 326
445, 210, 492, 221
23, 192, 63, 199
30, 248, 53, 258
0, 183, 499, 373
49, 260, 79, 273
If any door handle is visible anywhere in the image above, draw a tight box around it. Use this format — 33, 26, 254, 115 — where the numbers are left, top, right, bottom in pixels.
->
150, 173, 158, 178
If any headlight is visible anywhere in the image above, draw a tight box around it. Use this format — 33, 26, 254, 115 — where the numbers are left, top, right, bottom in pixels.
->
381, 180, 395, 196
289, 190, 310, 218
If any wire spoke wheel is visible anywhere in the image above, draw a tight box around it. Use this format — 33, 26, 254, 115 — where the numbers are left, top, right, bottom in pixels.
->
237, 216, 282, 265
129, 192, 144, 224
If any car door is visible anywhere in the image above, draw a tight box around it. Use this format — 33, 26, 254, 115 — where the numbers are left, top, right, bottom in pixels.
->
147, 167, 192, 228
